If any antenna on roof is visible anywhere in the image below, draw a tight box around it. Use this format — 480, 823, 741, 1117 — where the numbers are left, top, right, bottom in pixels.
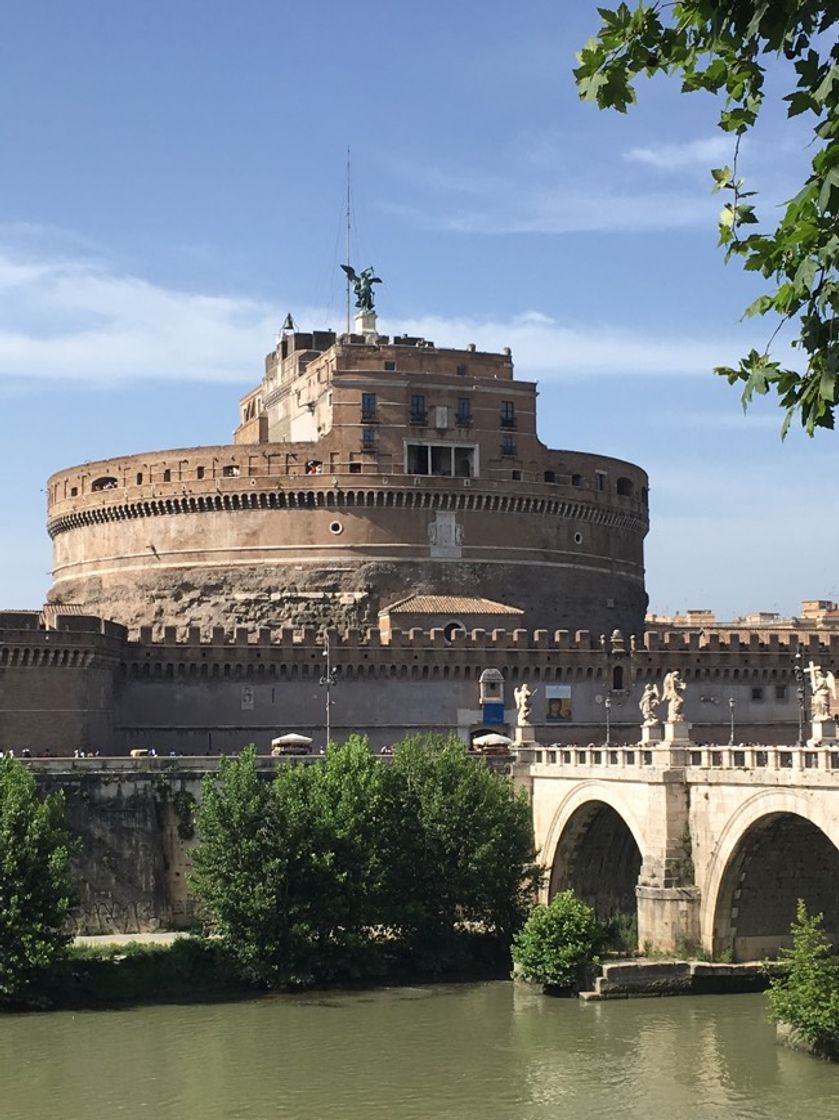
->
345, 145, 351, 335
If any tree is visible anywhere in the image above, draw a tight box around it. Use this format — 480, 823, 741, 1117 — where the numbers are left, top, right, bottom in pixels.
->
0, 756, 76, 1005
575, 2, 839, 436
380, 735, 539, 956
767, 899, 839, 1058
191, 746, 324, 985
192, 740, 391, 985
191, 736, 539, 986
512, 890, 601, 988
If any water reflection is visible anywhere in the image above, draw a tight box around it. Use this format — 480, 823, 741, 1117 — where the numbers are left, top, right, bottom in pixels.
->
0, 986, 836, 1120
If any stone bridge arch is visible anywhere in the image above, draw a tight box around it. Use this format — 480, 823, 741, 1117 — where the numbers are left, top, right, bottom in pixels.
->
700, 789, 839, 961
541, 782, 646, 924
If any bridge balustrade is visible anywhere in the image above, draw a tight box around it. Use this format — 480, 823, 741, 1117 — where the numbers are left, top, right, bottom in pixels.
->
532, 742, 839, 776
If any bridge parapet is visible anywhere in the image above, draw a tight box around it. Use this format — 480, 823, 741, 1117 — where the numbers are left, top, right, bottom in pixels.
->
527, 743, 839, 782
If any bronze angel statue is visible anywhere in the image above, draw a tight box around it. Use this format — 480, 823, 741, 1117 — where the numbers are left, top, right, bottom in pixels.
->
341, 264, 382, 312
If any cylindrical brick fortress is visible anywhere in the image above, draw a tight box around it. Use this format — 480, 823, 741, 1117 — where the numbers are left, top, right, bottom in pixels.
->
46, 331, 649, 635
46, 444, 648, 635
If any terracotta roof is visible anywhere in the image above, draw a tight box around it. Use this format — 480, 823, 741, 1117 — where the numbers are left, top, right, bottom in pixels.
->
381, 595, 524, 616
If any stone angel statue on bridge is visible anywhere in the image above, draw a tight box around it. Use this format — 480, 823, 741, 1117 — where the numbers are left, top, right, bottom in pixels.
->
808, 662, 836, 721
639, 682, 661, 726
340, 264, 382, 312
514, 683, 537, 726
661, 670, 686, 723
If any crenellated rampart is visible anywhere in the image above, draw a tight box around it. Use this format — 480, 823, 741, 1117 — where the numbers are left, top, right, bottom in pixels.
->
6, 612, 833, 756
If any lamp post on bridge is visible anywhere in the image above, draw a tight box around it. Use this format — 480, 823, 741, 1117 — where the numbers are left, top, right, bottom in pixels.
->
319, 633, 338, 752
793, 644, 807, 747
604, 694, 612, 747
728, 697, 735, 746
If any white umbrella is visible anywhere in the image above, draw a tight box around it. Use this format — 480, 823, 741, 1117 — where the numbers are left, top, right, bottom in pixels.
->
271, 733, 314, 746
271, 732, 314, 755
471, 733, 514, 748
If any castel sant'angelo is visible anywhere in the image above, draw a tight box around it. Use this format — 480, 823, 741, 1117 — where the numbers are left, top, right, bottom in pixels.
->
1, 275, 837, 755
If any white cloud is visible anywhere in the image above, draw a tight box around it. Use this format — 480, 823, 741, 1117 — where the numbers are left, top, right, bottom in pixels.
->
0, 245, 790, 386
380, 311, 782, 380
624, 136, 736, 171
0, 250, 283, 385
384, 185, 716, 235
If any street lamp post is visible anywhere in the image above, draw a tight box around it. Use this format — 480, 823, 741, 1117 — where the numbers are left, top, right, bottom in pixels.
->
728, 697, 735, 746
604, 695, 612, 747
793, 644, 807, 747
318, 634, 338, 751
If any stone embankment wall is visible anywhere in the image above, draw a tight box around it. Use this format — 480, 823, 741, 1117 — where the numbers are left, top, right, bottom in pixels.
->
30, 758, 289, 934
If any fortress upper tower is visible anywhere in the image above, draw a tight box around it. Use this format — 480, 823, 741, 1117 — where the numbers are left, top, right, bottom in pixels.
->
45, 324, 649, 635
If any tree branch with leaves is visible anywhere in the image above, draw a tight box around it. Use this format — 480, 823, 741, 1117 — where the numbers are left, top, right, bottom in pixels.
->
575, 1, 838, 436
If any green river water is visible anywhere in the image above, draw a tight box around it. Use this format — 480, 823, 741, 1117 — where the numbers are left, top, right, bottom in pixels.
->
1, 985, 836, 1120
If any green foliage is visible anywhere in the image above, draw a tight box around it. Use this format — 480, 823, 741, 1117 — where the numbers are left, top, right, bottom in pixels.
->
0, 756, 76, 1005
767, 899, 839, 1057
379, 735, 539, 960
601, 910, 638, 955
49, 937, 245, 1008
511, 891, 601, 987
172, 789, 197, 841
575, 2, 839, 436
190, 736, 538, 987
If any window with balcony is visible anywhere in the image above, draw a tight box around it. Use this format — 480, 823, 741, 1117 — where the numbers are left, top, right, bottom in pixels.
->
361, 392, 377, 422
409, 394, 427, 425
406, 443, 475, 478
500, 400, 516, 429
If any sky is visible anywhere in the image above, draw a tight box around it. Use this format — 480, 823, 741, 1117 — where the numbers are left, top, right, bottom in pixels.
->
0, 0, 834, 620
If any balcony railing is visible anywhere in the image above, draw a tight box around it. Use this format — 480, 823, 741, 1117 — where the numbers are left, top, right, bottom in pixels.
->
500, 416, 516, 430
409, 411, 428, 426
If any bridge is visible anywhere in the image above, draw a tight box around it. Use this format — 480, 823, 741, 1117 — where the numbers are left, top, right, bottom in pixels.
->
518, 742, 839, 960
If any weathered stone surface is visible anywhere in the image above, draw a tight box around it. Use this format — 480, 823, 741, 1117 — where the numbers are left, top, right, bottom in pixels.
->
593, 961, 692, 998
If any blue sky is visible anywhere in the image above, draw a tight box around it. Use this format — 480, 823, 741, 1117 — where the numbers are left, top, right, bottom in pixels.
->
1, 0, 834, 620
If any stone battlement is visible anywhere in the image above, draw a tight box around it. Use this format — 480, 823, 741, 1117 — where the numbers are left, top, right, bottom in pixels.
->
3, 612, 836, 659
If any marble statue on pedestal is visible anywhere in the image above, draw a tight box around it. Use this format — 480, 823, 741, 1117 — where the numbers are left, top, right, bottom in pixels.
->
514, 683, 536, 726
661, 670, 686, 723
639, 683, 661, 726
808, 662, 836, 720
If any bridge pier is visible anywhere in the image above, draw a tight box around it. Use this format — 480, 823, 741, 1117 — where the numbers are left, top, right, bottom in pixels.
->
636, 885, 701, 955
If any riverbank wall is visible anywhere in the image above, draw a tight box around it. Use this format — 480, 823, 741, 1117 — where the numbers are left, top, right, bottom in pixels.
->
32, 757, 287, 933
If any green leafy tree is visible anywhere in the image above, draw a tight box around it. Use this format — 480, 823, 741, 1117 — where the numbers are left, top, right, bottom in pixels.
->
575, 2, 839, 435
0, 756, 76, 1005
191, 746, 322, 985
512, 890, 601, 988
380, 735, 539, 957
767, 899, 839, 1057
192, 740, 390, 985
191, 736, 538, 985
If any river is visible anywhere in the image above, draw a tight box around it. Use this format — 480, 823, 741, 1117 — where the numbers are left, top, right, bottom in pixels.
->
1, 984, 836, 1119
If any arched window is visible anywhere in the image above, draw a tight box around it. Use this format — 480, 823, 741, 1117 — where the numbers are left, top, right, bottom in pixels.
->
92, 476, 118, 492
616, 477, 634, 497
612, 664, 624, 690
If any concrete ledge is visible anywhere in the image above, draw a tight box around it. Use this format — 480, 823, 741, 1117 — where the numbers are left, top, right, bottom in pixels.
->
580, 959, 779, 1000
